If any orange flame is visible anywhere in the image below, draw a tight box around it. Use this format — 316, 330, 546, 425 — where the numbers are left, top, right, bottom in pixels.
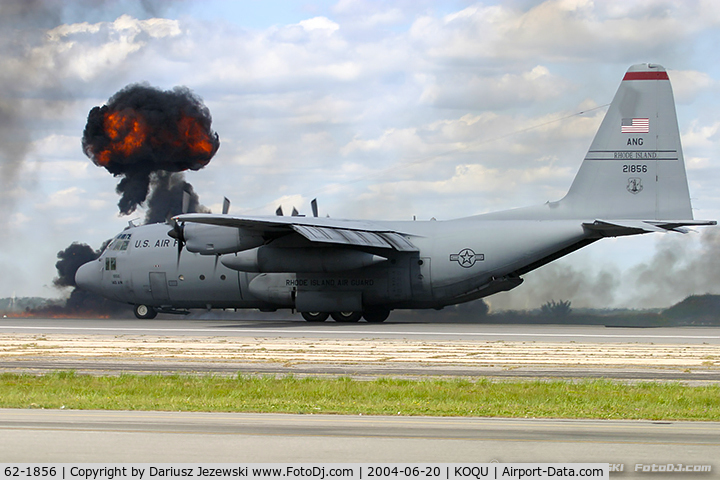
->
97, 110, 148, 164
179, 113, 215, 157
92, 108, 215, 168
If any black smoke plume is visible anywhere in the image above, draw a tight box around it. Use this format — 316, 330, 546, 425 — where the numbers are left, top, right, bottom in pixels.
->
82, 83, 220, 217
53, 242, 104, 288
144, 171, 210, 225
41, 241, 129, 316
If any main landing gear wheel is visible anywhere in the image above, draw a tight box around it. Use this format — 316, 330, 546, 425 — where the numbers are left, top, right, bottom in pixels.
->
331, 311, 363, 323
301, 312, 329, 322
134, 304, 157, 319
363, 309, 390, 323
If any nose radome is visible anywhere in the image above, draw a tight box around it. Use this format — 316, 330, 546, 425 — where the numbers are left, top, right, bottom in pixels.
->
75, 260, 102, 293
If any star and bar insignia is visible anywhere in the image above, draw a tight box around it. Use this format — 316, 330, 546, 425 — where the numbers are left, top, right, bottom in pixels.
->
449, 248, 484, 268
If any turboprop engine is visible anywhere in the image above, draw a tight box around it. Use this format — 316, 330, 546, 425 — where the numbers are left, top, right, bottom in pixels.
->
171, 223, 265, 255
221, 246, 387, 273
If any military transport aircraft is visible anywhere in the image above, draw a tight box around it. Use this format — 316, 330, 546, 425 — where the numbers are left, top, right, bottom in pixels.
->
76, 64, 715, 322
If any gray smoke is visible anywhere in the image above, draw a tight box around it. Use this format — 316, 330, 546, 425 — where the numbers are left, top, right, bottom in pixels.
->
626, 227, 720, 308
489, 228, 720, 311
488, 260, 622, 311
0, 0, 61, 211
0, 0, 174, 213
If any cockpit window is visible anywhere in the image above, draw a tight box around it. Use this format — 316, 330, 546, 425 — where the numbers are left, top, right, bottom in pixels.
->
110, 233, 132, 252
112, 240, 129, 251
105, 257, 117, 271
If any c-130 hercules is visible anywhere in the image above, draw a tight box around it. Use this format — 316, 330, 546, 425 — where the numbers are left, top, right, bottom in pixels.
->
76, 64, 715, 322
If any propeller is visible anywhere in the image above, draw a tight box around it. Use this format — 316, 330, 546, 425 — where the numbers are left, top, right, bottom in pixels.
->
165, 189, 192, 269
276, 200, 317, 217
168, 219, 185, 268
222, 197, 231, 215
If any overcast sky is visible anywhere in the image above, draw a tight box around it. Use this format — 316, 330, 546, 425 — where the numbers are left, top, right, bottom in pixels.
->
1, 0, 719, 310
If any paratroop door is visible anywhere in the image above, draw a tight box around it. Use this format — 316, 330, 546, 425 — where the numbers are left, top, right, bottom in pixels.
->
149, 272, 170, 302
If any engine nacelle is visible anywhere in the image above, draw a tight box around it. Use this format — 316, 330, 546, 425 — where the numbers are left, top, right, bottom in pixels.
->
221, 246, 387, 273
183, 224, 265, 255
246, 274, 363, 311
247, 273, 294, 306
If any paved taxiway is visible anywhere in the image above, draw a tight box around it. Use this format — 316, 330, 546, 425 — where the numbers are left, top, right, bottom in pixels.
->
2, 409, 718, 470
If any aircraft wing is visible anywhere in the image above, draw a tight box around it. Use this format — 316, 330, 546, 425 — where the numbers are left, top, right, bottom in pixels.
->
174, 213, 419, 252
583, 219, 717, 237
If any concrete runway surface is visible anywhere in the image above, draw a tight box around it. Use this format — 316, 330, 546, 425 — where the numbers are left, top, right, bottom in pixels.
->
2, 317, 720, 343
1, 409, 718, 469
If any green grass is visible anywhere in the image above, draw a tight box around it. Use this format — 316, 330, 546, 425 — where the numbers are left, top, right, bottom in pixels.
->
1, 372, 719, 421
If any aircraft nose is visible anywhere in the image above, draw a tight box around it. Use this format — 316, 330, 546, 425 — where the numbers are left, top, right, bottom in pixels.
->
75, 260, 102, 293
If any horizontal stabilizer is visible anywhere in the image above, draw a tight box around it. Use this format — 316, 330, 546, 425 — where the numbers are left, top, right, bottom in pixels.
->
584, 219, 717, 237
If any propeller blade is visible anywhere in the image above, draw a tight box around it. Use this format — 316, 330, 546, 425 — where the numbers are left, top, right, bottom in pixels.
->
222, 197, 230, 215
276, 206, 284, 216
311, 198, 318, 218
168, 220, 186, 268
181, 189, 191, 214
177, 240, 183, 267
291, 207, 299, 216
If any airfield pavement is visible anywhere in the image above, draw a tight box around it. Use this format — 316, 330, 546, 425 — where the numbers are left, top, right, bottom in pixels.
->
0, 318, 719, 382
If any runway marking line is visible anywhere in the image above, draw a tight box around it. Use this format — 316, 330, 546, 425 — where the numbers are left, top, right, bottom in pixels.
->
0, 424, 717, 446
1, 325, 720, 340
3, 409, 719, 434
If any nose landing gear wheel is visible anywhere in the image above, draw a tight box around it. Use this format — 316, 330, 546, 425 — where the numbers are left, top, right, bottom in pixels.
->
331, 311, 362, 322
301, 312, 329, 322
134, 304, 157, 319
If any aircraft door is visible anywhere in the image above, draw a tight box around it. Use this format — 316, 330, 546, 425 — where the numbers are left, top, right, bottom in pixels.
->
149, 272, 170, 303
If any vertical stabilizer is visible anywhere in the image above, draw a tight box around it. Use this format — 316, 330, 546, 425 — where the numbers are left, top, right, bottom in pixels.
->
562, 64, 693, 220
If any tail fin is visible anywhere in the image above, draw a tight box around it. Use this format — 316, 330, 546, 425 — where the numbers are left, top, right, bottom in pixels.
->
562, 63, 693, 221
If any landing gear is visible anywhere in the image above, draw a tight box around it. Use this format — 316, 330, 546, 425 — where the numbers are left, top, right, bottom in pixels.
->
301, 311, 329, 322
299, 310, 390, 323
331, 311, 363, 322
134, 304, 157, 319
363, 308, 390, 323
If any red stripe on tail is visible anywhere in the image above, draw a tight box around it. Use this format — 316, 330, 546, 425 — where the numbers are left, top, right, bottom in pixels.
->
623, 71, 669, 81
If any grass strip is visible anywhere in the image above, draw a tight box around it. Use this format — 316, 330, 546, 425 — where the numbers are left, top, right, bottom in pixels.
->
1, 372, 718, 420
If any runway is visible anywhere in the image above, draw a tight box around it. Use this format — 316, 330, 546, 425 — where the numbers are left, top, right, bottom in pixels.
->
1, 409, 718, 470
1, 317, 720, 382
3, 316, 720, 343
